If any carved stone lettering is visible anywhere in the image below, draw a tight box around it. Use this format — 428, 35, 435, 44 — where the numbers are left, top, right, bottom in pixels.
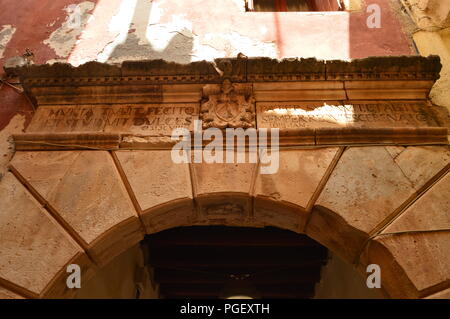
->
256, 101, 439, 129
27, 104, 199, 135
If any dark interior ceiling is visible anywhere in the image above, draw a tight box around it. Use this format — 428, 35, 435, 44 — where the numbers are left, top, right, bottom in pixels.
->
143, 226, 329, 299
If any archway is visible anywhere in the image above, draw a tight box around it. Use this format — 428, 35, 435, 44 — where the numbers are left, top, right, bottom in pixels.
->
0, 56, 449, 300
1, 144, 449, 299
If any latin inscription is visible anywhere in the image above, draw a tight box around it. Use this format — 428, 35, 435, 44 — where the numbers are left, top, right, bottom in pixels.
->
27, 104, 199, 134
257, 101, 438, 128
27, 101, 440, 134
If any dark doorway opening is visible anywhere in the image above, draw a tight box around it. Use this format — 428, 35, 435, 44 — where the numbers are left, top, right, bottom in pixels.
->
142, 226, 329, 299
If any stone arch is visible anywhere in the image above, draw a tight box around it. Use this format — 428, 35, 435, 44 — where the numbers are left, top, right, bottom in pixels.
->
0, 145, 449, 299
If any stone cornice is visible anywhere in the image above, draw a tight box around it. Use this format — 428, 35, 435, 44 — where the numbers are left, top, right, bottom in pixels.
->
3, 56, 443, 107
6, 56, 442, 87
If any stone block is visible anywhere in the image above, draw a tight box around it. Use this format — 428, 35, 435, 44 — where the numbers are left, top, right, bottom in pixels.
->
0, 173, 90, 297
10, 151, 143, 266
114, 150, 195, 233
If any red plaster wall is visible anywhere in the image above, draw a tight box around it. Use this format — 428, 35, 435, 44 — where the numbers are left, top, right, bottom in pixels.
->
0, 0, 99, 130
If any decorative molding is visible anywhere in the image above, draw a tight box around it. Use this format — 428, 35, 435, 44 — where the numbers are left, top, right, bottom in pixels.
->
7, 56, 441, 88
13, 133, 120, 150
12, 127, 448, 151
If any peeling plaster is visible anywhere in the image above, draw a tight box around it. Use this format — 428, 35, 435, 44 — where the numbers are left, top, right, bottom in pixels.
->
60, 0, 413, 65
97, 0, 276, 64
0, 114, 25, 181
44, 1, 95, 58
0, 25, 16, 59
192, 31, 277, 61
107, 31, 193, 64
97, 1, 197, 64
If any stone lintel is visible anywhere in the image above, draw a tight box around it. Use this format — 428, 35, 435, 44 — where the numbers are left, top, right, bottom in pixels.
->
6, 56, 449, 150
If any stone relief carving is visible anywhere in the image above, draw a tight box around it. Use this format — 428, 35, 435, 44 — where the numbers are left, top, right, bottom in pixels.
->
206, 203, 244, 216
200, 79, 255, 129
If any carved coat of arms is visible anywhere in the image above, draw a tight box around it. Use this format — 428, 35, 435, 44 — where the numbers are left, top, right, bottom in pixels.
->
200, 79, 255, 129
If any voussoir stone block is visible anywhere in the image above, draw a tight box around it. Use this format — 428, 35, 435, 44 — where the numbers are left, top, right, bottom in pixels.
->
254, 148, 339, 232
384, 145, 450, 188
0, 286, 24, 299
308, 147, 418, 262
384, 172, 450, 233
114, 150, 195, 233
0, 173, 91, 298
191, 151, 257, 226
360, 232, 450, 298
10, 151, 143, 266
425, 288, 450, 299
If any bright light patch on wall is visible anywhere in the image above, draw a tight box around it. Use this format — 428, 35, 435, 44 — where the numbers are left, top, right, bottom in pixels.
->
146, 14, 193, 52
266, 103, 355, 126
95, 0, 138, 63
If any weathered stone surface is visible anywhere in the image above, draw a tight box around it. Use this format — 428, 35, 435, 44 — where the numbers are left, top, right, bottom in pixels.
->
402, 0, 450, 30
254, 148, 339, 208
10, 151, 80, 197
26, 104, 198, 134
195, 195, 252, 227
326, 56, 441, 80
0, 286, 24, 299
0, 172, 86, 296
314, 127, 448, 145
8, 56, 448, 150
192, 152, 256, 196
384, 146, 450, 188
362, 232, 450, 296
13, 133, 121, 151
10, 151, 143, 265
384, 145, 405, 158
316, 146, 417, 230
115, 150, 193, 211
253, 197, 305, 233
254, 85, 346, 101
425, 287, 450, 299
257, 101, 441, 129
385, 172, 450, 233
308, 147, 417, 261
201, 81, 255, 129
115, 150, 195, 233
9, 56, 441, 83
144, 203, 197, 234
191, 151, 257, 224
358, 237, 419, 298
